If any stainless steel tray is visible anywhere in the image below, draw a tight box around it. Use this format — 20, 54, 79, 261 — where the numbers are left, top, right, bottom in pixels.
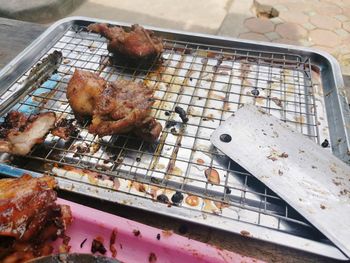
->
0, 17, 349, 260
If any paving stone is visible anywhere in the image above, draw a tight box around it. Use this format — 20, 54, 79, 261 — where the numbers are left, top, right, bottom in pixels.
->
270, 17, 284, 25
272, 38, 300, 46
334, 14, 349, 22
335, 28, 350, 38
244, 17, 275, 34
275, 23, 308, 40
315, 4, 342, 16
279, 11, 309, 25
264, 31, 280, 41
310, 15, 342, 30
343, 21, 350, 33
309, 29, 342, 47
238, 32, 269, 42
311, 45, 336, 55
302, 22, 316, 31
217, 0, 253, 37
342, 7, 350, 17
274, 4, 288, 12
254, 0, 286, 5
299, 39, 313, 47
284, 2, 314, 12
304, 11, 317, 17
339, 53, 350, 66
340, 41, 350, 52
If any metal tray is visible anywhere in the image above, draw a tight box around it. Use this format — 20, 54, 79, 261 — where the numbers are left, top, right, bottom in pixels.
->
0, 17, 349, 260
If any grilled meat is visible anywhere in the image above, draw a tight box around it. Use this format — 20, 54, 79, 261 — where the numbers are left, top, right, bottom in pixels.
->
88, 23, 163, 67
89, 79, 155, 135
0, 112, 56, 155
51, 118, 78, 140
67, 70, 162, 141
66, 70, 106, 120
0, 174, 72, 262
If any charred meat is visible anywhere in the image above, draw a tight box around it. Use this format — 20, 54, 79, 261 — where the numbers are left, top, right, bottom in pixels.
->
0, 174, 72, 262
0, 111, 56, 155
51, 118, 78, 140
67, 70, 162, 141
87, 23, 163, 67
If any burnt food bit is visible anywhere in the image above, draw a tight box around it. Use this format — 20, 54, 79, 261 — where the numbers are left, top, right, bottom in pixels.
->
91, 237, 107, 255
110, 229, 117, 258
174, 106, 189, 123
51, 118, 78, 140
171, 191, 184, 205
156, 194, 169, 203
321, 139, 329, 148
133, 229, 141, 237
165, 120, 177, 128
170, 127, 177, 135
204, 168, 220, 184
251, 89, 259, 96
149, 252, 157, 263
151, 177, 161, 184
80, 238, 87, 248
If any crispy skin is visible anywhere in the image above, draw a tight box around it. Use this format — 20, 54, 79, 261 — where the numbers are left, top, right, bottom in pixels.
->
89, 80, 154, 136
0, 175, 72, 262
88, 23, 163, 67
66, 70, 106, 120
67, 70, 162, 141
0, 112, 56, 155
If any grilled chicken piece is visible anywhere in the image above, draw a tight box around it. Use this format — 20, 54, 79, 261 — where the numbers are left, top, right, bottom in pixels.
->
66, 70, 106, 120
0, 174, 72, 262
0, 112, 56, 155
88, 23, 163, 67
66, 70, 162, 141
89, 79, 155, 135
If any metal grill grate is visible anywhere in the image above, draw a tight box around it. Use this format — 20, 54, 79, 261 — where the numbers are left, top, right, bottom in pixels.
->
2, 24, 331, 244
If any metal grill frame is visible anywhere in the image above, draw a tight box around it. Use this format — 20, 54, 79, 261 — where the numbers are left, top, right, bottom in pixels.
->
0, 17, 349, 260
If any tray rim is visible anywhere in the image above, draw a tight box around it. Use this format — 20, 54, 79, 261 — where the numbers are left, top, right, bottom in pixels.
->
0, 16, 348, 261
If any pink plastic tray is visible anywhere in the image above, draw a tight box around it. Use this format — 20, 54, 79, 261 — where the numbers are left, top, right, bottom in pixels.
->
54, 199, 264, 263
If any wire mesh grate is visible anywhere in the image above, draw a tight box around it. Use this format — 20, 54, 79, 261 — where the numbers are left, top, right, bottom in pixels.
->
1, 23, 331, 243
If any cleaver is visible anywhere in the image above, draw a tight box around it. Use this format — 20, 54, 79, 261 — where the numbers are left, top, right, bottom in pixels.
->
211, 104, 350, 258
